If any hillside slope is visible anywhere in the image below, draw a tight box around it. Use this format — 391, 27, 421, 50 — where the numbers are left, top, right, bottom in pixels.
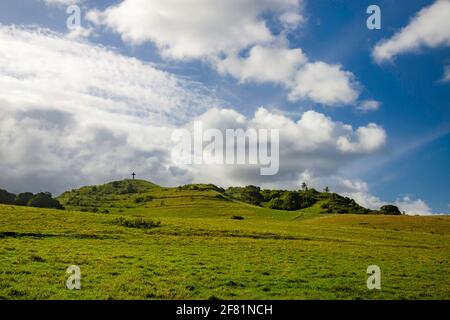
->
0, 203, 448, 299
56, 179, 377, 216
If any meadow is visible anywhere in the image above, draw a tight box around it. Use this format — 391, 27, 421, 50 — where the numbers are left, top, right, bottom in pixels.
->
0, 180, 448, 300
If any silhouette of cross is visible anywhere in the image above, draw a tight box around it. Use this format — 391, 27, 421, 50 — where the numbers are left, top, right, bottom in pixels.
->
132, 172, 136, 180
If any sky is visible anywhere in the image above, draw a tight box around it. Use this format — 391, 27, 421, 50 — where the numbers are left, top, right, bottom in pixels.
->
0, 0, 449, 215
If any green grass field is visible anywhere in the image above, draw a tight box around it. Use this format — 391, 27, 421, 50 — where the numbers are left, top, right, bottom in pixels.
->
0, 180, 449, 300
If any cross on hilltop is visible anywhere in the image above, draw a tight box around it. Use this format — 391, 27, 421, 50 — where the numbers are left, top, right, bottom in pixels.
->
131, 172, 136, 180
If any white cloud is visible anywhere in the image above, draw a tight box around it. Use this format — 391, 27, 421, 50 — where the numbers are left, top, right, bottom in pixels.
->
339, 179, 385, 210
217, 47, 362, 106
288, 62, 360, 105
337, 123, 387, 153
172, 107, 387, 189
0, 25, 219, 124
87, 0, 372, 107
395, 196, 433, 216
216, 46, 308, 84
87, 0, 302, 60
358, 100, 381, 112
373, 0, 450, 63
66, 26, 92, 40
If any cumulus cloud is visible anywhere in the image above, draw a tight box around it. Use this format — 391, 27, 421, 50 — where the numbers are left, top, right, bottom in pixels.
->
171, 107, 387, 189
395, 196, 433, 216
373, 0, 450, 63
87, 0, 302, 60
288, 62, 360, 105
216, 46, 308, 85
66, 25, 92, 40
331, 180, 435, 215
217, 48, 362, 106
87, 0, 370, 107
337, 124, 387, 153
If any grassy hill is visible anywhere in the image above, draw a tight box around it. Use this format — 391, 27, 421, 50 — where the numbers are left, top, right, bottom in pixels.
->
56, 179, 373, 216
0, 179, 448, 300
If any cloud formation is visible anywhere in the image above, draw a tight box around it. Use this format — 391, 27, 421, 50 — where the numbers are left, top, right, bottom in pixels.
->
87, 0, 302, 60
87, 0, 370, 106
395, 196, 433, 216
0, 25, 387, 199
0, 25, 222, 192
0, 24, 440, 214
373, 0, 450, 63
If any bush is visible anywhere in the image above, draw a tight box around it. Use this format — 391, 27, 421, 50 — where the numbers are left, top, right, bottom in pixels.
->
134, 195, 153, 203
380, 205, 402, 216
27, 192, 64, 210
225, 186, 264, 205
114, 217, 161, 229
231, 215, 244, 220
134, 197, 145, 203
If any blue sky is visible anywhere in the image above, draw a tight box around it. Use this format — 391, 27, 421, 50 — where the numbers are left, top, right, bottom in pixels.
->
0, 0, 449, 214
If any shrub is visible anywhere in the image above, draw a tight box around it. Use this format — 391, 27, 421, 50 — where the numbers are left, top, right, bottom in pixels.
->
114, 217, 161, 229
380, 205, 402, 216
134, 197, 145, 203
231, 215, 244, 220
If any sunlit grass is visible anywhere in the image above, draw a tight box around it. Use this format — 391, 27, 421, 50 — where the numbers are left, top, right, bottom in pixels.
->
0, 183, 448, 300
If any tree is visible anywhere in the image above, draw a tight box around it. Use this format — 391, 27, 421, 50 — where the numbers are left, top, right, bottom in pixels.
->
281, 192, 301, 211
0, 189, 16, 204
15, 192, 34, 206
301, 182, 308, 191
240, 186, 264, 205
27, 192, 64, 210
379, 205, 401, 216
324, 186, 330, 193
268, 198, 284, 210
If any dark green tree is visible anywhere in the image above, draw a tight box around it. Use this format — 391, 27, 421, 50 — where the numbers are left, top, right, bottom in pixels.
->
281, 192, 301, 211
15, 192, 34, 206
0, 189, 16, 204
301, 182, 308, 191
379, 205, 402, 216
28, 192, 64, 210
